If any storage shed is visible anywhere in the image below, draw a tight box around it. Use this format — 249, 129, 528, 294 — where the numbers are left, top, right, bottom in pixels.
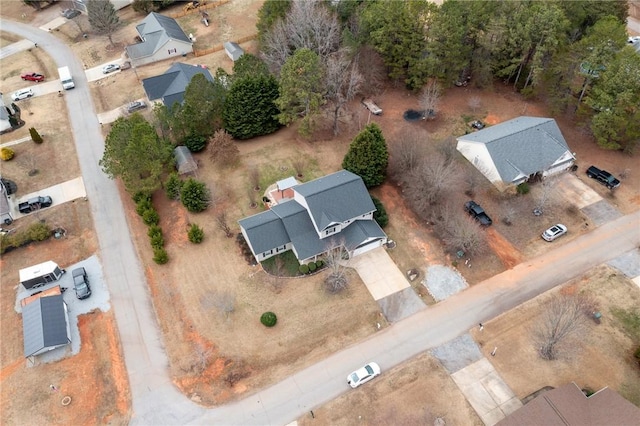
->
223, 41, 244, 62
174, 146, 198, 175
22, 294, 71, 358
19, 261, 65, 289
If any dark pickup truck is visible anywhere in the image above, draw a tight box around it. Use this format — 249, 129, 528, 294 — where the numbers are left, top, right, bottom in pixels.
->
465, 200, 492, 226
18, 196, 53, 214
586, 166, 620, 189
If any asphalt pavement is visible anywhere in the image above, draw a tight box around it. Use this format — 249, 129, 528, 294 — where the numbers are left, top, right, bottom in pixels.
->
3, 17, 640, 426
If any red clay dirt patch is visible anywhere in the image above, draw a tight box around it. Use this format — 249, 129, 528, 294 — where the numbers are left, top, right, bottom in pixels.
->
486, 227, 523, 269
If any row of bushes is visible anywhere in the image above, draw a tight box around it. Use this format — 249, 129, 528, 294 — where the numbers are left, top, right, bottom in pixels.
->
165, 173, 210, 213
298, 260, 324, 275
0, 222, 51, 254
134, 193, 168, 264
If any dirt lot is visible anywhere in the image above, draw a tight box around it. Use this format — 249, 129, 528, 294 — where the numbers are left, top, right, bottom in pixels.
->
297, 351, 482, 426
3, 0, 640, 418
471, 265, 640, 406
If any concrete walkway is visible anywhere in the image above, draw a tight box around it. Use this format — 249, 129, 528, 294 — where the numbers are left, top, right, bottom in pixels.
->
0, 135, 31, 148
452, 358, 522, 425
38, 17, 68, 32
0, 38, 36, 60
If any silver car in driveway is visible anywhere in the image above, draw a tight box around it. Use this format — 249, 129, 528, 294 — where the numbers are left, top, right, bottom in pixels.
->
542, 224, 567, 242
102, 64, 120, 74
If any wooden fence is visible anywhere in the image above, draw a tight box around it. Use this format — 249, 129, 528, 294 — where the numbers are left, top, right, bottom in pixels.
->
171, 0, 230, 19
193, 33, 257, 57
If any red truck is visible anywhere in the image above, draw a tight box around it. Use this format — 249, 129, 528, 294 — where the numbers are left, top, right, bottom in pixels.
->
21, 73, 45, 82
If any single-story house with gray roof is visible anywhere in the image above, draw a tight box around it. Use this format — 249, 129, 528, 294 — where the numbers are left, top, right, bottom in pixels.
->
456, 116, 575, 191
239, 170, 387, 264
22, 294, 71, 358
125, 12, 193, 67
142, 62, 214, 108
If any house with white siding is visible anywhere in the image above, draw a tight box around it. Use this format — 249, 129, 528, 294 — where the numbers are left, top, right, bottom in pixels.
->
125, 12, 193, 67
239, 170, 387, 264
456, 116, 575, 191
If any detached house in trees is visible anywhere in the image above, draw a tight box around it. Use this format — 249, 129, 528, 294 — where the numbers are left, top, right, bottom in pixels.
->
142, 62, 213, 108
239, 170, 387, 264
456, 116, 575, 191
125, 12, 193, 67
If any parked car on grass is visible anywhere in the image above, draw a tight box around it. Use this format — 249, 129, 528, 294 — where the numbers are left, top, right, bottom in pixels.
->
11, 88, 34, 101
586, 165, 620, 189
347, 362, 381, 388
72, 267, 91, 299
126, 101, 147, 113
542, 224, 567, 242
465, 200, 492, 226
470, 120, 485, 130
102, 64, 121, 74
21, 73, 45, 82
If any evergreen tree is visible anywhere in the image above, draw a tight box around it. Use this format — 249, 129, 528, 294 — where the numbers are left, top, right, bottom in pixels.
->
223, 75, 280, 139
342, 123, 388, 188
87, 0, 120, 46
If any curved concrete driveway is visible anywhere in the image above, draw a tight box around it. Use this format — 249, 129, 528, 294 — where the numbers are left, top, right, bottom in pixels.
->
3, 18, 640, 426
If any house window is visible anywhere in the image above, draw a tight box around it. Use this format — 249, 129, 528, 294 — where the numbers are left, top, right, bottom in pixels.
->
275, 245, 286, 253
168, 48, 177, 54
324, 226, 338, 236
262, 249, 273, 257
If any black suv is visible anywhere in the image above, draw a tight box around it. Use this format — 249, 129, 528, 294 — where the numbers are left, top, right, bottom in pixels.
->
72, 267, 91, 299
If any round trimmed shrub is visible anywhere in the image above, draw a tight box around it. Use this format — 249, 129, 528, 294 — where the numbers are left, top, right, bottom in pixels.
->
153, 247, 169, 264
299, 264, 309, 274
517, 182, 530, 195
188, 223, 204, 243
260, 311, 277, 327
133, 192, 151, 204
316, 260, 324, 268
165, 172, 183, 200
0, 147, 15, 161
136, 199, 153, 216
308, 262, 317, 272
183, 135, 208, 152
147, 225, 162, 239
150, 234, 164, 249
142, 209, 160, 226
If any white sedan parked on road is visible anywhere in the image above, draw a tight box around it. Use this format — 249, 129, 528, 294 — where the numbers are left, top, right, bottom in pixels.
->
347, 362, 381, 388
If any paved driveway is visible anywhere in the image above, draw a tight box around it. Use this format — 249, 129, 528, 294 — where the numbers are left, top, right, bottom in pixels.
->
0, 39, 35, 59
349, 247, 410, 300
555, 172, 602, 209
9, 176, 86, 220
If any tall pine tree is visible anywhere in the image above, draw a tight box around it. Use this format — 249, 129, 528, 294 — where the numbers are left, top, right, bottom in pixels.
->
342, 123, 388, 188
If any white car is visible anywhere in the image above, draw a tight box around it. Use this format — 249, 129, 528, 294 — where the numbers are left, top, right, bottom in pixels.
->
347, 362, 380, 388
102, 64, 121, 74
11, 88, 34, 101
542, 224, 567, 242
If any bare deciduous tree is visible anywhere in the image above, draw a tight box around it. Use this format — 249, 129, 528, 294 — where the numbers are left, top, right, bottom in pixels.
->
208, 129, 239, 167
250, 169, 261, 191
260, 0, 340, 74
468, 95, 481, 113
534, 176, 558, 214
216, 212, 233, 238
325, 49, 364, 135
418, 79, 441, 119
435, 203, 488, 257
192, 341, 214, 374
403, 152, 463, 216
389, 128, 427, 182
356, 45, 386, 96
533, 293, 597, 360
213, 290, 236, 320
324, 243, 350, 294
292, 158, 307, 177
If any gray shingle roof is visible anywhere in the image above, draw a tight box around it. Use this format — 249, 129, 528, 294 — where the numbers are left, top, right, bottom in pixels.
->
238, 170, 386, 261
238, 210, 290, 255
295, 170, 375, 231
126, 12, 191, 59
223, 41, 244, 61
457, 117, 572, 184
142, 63, 214, 107
22, 295, 69, 357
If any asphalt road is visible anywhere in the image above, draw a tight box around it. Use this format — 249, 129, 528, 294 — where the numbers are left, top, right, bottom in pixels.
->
3, 18, 640, 426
